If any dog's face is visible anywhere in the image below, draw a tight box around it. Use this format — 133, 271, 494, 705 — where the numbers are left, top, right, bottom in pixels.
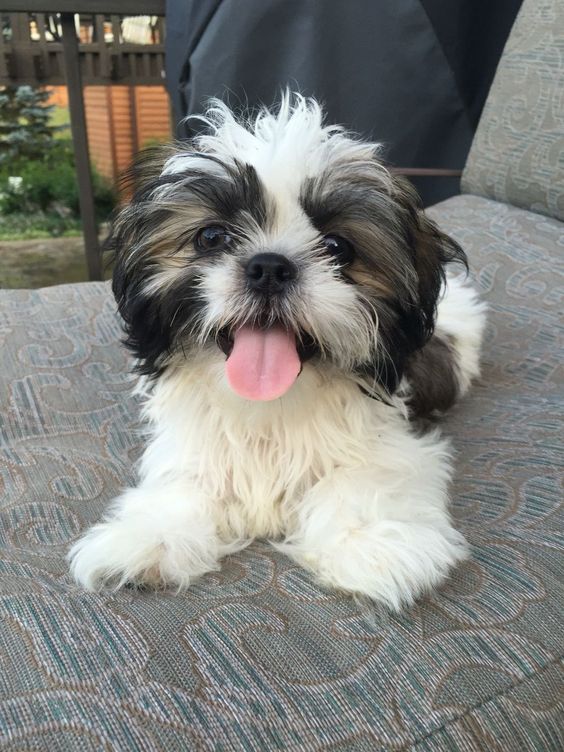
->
110, 96, 465, 400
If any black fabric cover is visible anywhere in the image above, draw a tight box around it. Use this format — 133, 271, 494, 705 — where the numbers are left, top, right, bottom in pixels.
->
165, 0, 522, 205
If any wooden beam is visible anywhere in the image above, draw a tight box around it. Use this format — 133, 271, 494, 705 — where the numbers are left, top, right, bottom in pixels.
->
60, 12, 103, 281
0, 1, 165, 13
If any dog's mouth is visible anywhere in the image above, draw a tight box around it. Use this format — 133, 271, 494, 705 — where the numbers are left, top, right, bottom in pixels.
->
217, 326, 317, 360
217, 322, 318, 402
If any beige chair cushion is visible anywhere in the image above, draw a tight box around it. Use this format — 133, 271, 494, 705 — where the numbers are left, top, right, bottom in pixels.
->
462, 0, 564, 221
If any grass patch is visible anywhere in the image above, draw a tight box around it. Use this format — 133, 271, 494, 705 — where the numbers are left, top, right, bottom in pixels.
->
50, 105, 71, 137
0, 235, 112, 288
0, 239, 88, 287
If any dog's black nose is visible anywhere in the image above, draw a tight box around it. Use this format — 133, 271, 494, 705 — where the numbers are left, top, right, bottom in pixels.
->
245, 253, 297, 294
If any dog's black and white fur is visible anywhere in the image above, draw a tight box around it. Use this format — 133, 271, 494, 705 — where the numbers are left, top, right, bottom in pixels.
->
69, 96, 486, 609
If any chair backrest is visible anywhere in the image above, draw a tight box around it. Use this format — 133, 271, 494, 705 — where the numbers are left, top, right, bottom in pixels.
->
462, 0, 564, 221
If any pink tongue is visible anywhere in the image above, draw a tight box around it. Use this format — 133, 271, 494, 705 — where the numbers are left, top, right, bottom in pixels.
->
225, 325, 301, 401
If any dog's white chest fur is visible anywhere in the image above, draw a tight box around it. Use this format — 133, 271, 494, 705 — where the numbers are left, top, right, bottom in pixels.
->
140, 361, 383, 540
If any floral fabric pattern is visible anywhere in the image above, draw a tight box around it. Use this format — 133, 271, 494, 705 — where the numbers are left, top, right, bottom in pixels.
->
0, 193, 562, 750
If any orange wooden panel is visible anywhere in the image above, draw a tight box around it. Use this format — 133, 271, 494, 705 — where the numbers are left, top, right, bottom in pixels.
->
44, 85, 69, 108
110, 86, 135, 178
44, 84, 171, 186
84, 86, 113, 180
134, 85, 171, 148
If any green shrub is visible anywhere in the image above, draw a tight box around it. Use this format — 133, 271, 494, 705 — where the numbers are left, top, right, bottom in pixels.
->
0, 85, 61, 165
0, 86, 115, 239
0, 212, 82, 240
0, 140, 116, 221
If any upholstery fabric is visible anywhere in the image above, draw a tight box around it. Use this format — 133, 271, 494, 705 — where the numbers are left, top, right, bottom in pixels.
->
462, 0, 564, 221
0, 194, 562, 750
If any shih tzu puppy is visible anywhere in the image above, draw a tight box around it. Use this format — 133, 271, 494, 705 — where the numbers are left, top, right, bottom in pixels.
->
69, 95, 486, 610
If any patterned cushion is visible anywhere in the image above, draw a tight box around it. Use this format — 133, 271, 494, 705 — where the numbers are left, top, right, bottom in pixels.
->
0, 194, 562, 750
462, 0, 564, 221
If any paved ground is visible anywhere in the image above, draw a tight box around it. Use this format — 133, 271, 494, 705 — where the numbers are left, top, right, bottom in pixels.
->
0, 236, 111, 289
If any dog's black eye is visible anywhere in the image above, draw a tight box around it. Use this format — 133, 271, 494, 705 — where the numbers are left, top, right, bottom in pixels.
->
195, 225, 232, 252
322, 235, 355, 265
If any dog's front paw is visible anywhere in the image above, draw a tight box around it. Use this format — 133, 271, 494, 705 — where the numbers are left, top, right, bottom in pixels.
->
69, 518, 219, 591
68, 489, 222, 591
278, 521, 468, 611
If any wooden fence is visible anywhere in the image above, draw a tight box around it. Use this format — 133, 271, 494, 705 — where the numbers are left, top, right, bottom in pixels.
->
1, 1, 166, 280
42, 84, 171, 182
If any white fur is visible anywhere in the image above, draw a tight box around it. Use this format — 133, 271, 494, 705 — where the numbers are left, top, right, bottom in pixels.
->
436, 274, 487, 395
68, 98, 486, 609
69, 276, 483, 609
188, 94, 392, 205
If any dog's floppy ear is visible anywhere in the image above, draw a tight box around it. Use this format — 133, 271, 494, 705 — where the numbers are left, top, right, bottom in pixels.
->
106, 146, 176, 377
362, 177, 467, 396
394, 176, 467, 347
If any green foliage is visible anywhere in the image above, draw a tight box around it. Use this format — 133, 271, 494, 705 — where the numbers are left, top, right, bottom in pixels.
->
0, 139, 116, 226
0, 85, 63, 164
0, 86, 115, 238
0, 212, 82, 240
